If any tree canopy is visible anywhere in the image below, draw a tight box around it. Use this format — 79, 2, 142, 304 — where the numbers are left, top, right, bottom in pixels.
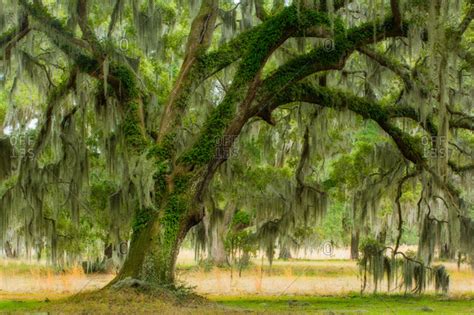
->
0, 0, 473, 293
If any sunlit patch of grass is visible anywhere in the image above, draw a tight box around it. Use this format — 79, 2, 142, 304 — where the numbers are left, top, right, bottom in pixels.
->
2, 293, 474, 314
210, 294, 474, 314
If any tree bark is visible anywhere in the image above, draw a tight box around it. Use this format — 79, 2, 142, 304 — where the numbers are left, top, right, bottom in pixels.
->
113, 196, 197, 285
209, 230, 227, 266
350, 230, 360, 260
207, 202, 236, 266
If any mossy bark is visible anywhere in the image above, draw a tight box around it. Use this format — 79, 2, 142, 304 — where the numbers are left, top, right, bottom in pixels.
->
113, 197, 195, 285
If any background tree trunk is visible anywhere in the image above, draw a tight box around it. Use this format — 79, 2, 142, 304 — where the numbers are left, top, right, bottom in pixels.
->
209, 230, 227, 266
350, 230, 360, 260
207, 202, 236, 266
278, 245, 292, 260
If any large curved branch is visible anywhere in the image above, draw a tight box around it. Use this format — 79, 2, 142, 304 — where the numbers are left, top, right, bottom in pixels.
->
269, 83, 426, 166
357, 46, 412, 89
191, 16, 409, 207
269, 83, 474, 180
253, 16, 408, 112
157, 5, 336, 141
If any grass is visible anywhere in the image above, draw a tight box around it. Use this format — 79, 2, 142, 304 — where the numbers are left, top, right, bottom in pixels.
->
1, 292, 473, 314
177, 260, 358, 277
0, 288, 232, 314
0, 300, 43, 312
211, 294, 474, 314
0, 257, 472, 313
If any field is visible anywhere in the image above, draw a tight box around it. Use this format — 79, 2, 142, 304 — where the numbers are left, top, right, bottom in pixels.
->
0, 249, 473, 314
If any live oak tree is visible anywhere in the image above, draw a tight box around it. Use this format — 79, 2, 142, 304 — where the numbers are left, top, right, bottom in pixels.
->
0, 0, 473, 290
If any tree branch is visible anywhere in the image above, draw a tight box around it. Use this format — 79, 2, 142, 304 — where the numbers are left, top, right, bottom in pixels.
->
156, 0, 219, 141
107, 0, 124, 37
0, 14, 30, 60
357, 46, 412, 89
18, 0, 90, 61
268, 83, 426, 166
77, 0, 103, 57
390, 0, 402, 31
255, 0, 269, 21
394, 170, 419, 254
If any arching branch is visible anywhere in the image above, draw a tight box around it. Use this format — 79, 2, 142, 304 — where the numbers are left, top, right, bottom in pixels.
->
191, 15, 409, 206
268, 83, 425, 166
18, 0, 90, 60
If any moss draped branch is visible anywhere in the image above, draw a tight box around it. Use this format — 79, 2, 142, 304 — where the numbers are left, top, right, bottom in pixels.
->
189, 14, 410, 205
0, 13, 30, 60
252, 16, 408, 110
270, 83, 426, 166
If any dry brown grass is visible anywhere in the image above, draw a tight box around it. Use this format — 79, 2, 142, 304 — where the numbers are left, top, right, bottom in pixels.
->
177, 259, 473, 296
0, 254, 472, 299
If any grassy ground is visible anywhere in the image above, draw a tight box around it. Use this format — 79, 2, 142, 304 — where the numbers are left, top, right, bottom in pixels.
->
212, 294, 474, 314
1, 292, 473, 314
0, 256, 473, 314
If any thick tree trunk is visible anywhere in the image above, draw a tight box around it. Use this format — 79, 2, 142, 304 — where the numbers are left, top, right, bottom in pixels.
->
114, 204, 193, 285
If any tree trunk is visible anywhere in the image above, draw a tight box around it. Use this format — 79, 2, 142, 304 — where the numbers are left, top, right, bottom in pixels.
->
112, 184, 202, 286
4, 241, 15, 258
110, 0, 220, 287
279, 242, 292, 260
209, 229, 227, 266
207, 202, 236, 266
114, 225, 180, 285
350, 230, 360, 260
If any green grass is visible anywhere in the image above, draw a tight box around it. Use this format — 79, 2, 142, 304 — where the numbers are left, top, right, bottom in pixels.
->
1, 294, 473, 314
0, 300, 43, 312
211, 294, 474, 314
